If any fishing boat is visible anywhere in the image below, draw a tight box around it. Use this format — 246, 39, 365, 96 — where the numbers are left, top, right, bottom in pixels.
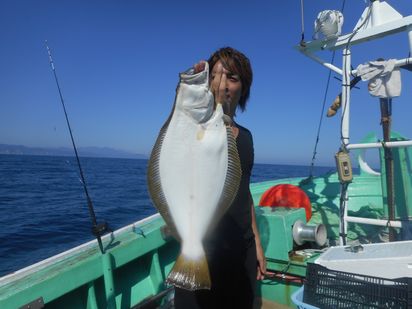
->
1, 1, 412, 308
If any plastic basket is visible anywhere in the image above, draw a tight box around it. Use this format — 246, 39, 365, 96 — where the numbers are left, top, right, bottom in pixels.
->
291, 287, 319, 309
304, 263, 412, 309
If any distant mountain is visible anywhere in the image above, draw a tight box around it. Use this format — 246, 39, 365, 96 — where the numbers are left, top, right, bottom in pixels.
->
0, 144, 147, 160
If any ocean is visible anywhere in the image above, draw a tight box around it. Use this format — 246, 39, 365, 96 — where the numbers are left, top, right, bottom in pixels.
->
0, 154, 333, 277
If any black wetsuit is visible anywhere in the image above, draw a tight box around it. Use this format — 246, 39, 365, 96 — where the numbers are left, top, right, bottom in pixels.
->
174, 124, 257, 309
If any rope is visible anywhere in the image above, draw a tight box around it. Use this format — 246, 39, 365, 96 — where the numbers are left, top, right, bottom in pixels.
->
308, 52, 336, 178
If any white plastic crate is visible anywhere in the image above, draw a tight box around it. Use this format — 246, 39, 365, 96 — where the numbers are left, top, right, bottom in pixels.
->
315, 240, 412, 279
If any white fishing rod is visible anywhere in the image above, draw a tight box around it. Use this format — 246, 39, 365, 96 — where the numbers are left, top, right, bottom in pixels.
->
45, 41, 109, 254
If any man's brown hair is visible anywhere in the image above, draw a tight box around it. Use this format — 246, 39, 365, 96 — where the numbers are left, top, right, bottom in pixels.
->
207, 47, 253, 112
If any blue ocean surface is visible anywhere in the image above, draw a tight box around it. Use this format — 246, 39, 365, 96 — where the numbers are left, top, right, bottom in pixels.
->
0, 154, 333, 277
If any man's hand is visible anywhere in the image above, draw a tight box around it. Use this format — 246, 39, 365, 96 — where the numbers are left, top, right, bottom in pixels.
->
193, 61, 205, 74
256, 242, 267, 280
210, 61, 228, 106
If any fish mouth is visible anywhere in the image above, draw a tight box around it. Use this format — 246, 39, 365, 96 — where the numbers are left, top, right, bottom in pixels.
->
191, 105, 209, 110
187, 105, 211, 114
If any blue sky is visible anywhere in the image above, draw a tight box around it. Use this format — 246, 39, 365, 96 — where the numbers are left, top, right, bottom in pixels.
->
1, 0, 411, 166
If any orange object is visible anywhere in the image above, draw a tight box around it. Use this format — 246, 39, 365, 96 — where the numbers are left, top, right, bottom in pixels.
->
259, 184, 312, 221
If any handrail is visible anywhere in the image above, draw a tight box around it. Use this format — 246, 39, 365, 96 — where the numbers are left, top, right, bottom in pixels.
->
347, 140, 412, 150
300, 53, 412, 77
345, 216, 402, 228
351, 57, 412, 76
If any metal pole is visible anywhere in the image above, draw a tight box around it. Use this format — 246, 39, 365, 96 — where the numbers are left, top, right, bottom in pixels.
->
339, 47, 351, 246
407, 25, 412, 56
347, 140, 412, 150
380, 98, 396, 241
341, 47, 351, 146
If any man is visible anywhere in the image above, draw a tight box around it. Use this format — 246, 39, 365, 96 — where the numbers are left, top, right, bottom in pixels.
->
174, 47, 266, 309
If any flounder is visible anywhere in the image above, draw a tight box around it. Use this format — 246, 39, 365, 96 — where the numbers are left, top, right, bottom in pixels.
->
147, 63, 241, 290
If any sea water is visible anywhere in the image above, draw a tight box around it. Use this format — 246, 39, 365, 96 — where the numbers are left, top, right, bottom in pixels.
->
0, 154, 332, 276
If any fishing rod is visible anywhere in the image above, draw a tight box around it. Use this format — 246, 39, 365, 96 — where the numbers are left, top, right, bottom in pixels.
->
45, 41, 109, 254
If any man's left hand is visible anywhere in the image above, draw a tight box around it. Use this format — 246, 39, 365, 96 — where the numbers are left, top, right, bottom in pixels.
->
256, 242, 266, 280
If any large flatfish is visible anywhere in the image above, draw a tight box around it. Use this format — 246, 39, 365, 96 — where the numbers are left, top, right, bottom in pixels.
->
147, 62, 241, 290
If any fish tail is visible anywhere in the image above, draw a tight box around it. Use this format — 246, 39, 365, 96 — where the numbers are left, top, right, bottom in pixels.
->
166, 253, 211, 290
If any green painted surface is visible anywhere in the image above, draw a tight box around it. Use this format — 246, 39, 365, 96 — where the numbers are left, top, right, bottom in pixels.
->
256, 207, 306, 261
258, 279, 301, 307
0, 215, 177, 309
102, 253, 116, 309
252, 171, 387, 245
86, 282, 98, 309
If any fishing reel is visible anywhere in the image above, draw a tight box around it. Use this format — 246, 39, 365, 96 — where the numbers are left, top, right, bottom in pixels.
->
92, 221, 111, 237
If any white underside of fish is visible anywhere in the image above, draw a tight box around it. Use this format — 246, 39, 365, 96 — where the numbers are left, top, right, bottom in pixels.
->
159, 104, 227, 260
147, 63, 241, 290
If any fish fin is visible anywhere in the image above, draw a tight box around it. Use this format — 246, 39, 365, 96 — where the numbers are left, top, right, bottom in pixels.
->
225, 126, 242, 196
166, 253, 211, 291
147, 121, 180, 240
209, 126, 242, 230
